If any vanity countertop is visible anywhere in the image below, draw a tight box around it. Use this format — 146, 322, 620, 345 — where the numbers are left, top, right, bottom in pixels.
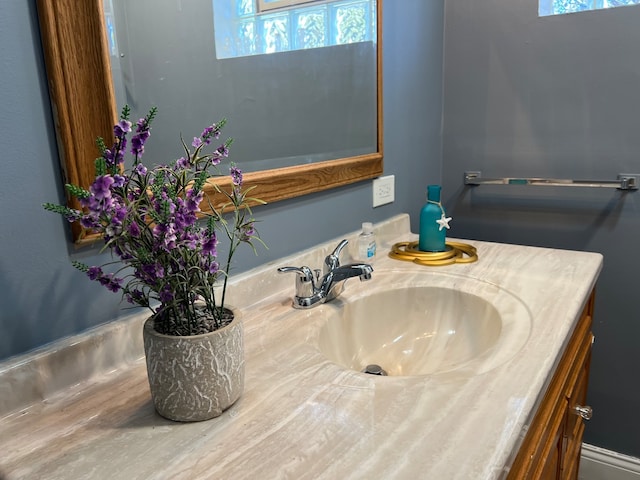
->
0, 214, 602, 480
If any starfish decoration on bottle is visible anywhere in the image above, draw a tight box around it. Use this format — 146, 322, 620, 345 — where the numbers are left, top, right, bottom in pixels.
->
436, 214, 452, 231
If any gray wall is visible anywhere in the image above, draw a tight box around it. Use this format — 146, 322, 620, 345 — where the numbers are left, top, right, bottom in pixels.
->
442, 0, 640, 458
0, 1, 443, 359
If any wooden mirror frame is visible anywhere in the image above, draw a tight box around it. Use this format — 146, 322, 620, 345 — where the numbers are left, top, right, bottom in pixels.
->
36, 0, 383, 245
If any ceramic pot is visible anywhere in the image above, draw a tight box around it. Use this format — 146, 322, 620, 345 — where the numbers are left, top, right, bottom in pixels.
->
142, 308, 244, 422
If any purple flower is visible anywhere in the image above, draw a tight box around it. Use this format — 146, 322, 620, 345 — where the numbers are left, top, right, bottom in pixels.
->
128, 220, 141, 237
81, 194, 112, 214
112, 204, 127, 224
208, 260, 219, 274
181, 231, 198, 250
90, 175, 115, 200
200, 124, 221, 144
131, 136, 145, 156
139, 131, 151, 142
87, 266, 103, 281
87, 265, 122, 292
159, 285, 174, 304
102, 148, 115, 167
176, 157, 190, 169
139, 264, 157, 283
113, 145, 125, 166
185, 189, 203, 213
192, 137, 203, 148
208, 144, 230, 166
114, 120, 132, 138
240, 222, 256, 241
154, 264, 165, 279
81, 175, 117, 218
217, 144, 229, 157
230, 165, 243, 187
153, 222, 177, 250
175, 213, 196, 233
100, 274, 123, 292
112, 175, 126, 188
202, 232, 218, 255
80, 215, 99, 229
201, 257, 219, 274
131, 120, 150, 155
135, 163, 147, 176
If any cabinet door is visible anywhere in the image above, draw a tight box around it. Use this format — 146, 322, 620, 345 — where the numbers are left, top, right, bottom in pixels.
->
541, 427, 562, 479
507, 290, 595, 480
562, 340, 593, 479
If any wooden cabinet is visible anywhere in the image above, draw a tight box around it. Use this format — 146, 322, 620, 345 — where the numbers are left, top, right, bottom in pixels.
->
507, 291, 595, 480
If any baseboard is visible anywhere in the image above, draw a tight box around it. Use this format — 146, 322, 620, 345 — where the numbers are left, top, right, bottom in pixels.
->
579, 443, 640, 480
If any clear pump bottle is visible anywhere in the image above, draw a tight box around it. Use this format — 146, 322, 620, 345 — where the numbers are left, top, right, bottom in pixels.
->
357, 222, 376, 262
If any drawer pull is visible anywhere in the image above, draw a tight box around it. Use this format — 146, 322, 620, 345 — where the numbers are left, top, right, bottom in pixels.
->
572, 405, 593, 420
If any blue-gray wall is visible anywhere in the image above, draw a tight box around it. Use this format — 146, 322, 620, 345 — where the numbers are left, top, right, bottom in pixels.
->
0, 2, 443, 359
442, 0, 640, 458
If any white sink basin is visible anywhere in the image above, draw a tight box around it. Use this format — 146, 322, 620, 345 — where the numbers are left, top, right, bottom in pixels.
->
316, 274, 531, 377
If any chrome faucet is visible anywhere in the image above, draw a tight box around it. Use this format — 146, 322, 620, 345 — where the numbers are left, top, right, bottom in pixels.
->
278, 239, 373, 309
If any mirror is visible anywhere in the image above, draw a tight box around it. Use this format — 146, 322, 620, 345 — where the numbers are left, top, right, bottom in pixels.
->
36, 0, 383, 244
106, 0, 379, 174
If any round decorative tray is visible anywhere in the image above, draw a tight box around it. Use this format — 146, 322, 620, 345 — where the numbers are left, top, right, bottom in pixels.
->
389, 241, 478, 266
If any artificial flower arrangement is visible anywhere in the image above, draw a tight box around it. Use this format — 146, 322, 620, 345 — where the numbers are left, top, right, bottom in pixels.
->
44, 106, 264, 336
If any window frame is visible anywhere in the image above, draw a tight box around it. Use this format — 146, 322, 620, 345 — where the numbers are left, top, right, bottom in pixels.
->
258, 0, 321, 13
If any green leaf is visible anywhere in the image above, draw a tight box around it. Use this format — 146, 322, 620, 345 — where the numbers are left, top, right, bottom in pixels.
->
145, 106, 158, 124
120, 104, 131, 120
207, 216, 216, 236
71, 260, 90, 273
42, 202, 79, 217
95, 157, 106, 176
65, 183, 90, 199
193, 170, 208, 192
96, 136, 107, 154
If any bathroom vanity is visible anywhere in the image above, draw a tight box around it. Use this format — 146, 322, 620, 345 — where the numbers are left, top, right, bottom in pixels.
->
0, 214, 602, 479
507, 291, 595, 479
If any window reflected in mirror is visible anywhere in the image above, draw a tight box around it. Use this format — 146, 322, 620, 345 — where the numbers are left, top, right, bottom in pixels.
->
539, 0, 640, 16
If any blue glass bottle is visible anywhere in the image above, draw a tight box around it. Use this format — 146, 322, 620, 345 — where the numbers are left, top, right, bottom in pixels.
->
418, 185, 446, 252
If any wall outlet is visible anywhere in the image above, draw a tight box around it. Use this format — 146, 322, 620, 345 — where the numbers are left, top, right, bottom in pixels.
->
373, 175, 395, 207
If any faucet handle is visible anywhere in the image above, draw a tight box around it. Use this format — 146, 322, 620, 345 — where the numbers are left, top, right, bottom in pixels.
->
277, 265, 316, 297
324, 239, 349, 274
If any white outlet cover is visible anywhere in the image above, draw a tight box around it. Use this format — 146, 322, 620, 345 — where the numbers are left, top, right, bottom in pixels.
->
373, 175, 395, 207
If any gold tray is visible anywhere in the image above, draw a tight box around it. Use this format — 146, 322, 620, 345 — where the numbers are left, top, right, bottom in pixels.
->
389, 241, 478, 266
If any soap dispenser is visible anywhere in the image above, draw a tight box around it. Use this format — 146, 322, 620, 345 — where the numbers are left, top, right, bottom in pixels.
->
357, 222, 377, 262
418, 185, 449, 252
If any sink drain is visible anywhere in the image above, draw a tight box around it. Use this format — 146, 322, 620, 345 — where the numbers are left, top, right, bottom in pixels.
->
362, 364, 388, 376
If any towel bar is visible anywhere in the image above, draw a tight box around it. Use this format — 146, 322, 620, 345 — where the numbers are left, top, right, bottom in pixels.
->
464, 171, 639, 191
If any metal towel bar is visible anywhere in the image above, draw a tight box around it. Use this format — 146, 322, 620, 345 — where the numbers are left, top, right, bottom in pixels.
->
464, 171, 639, 191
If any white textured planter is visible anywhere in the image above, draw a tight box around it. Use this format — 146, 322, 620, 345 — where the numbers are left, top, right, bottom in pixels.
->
143, 309, 244, 422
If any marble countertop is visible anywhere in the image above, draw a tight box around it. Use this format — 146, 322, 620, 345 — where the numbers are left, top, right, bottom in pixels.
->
0, 214, 603, 480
